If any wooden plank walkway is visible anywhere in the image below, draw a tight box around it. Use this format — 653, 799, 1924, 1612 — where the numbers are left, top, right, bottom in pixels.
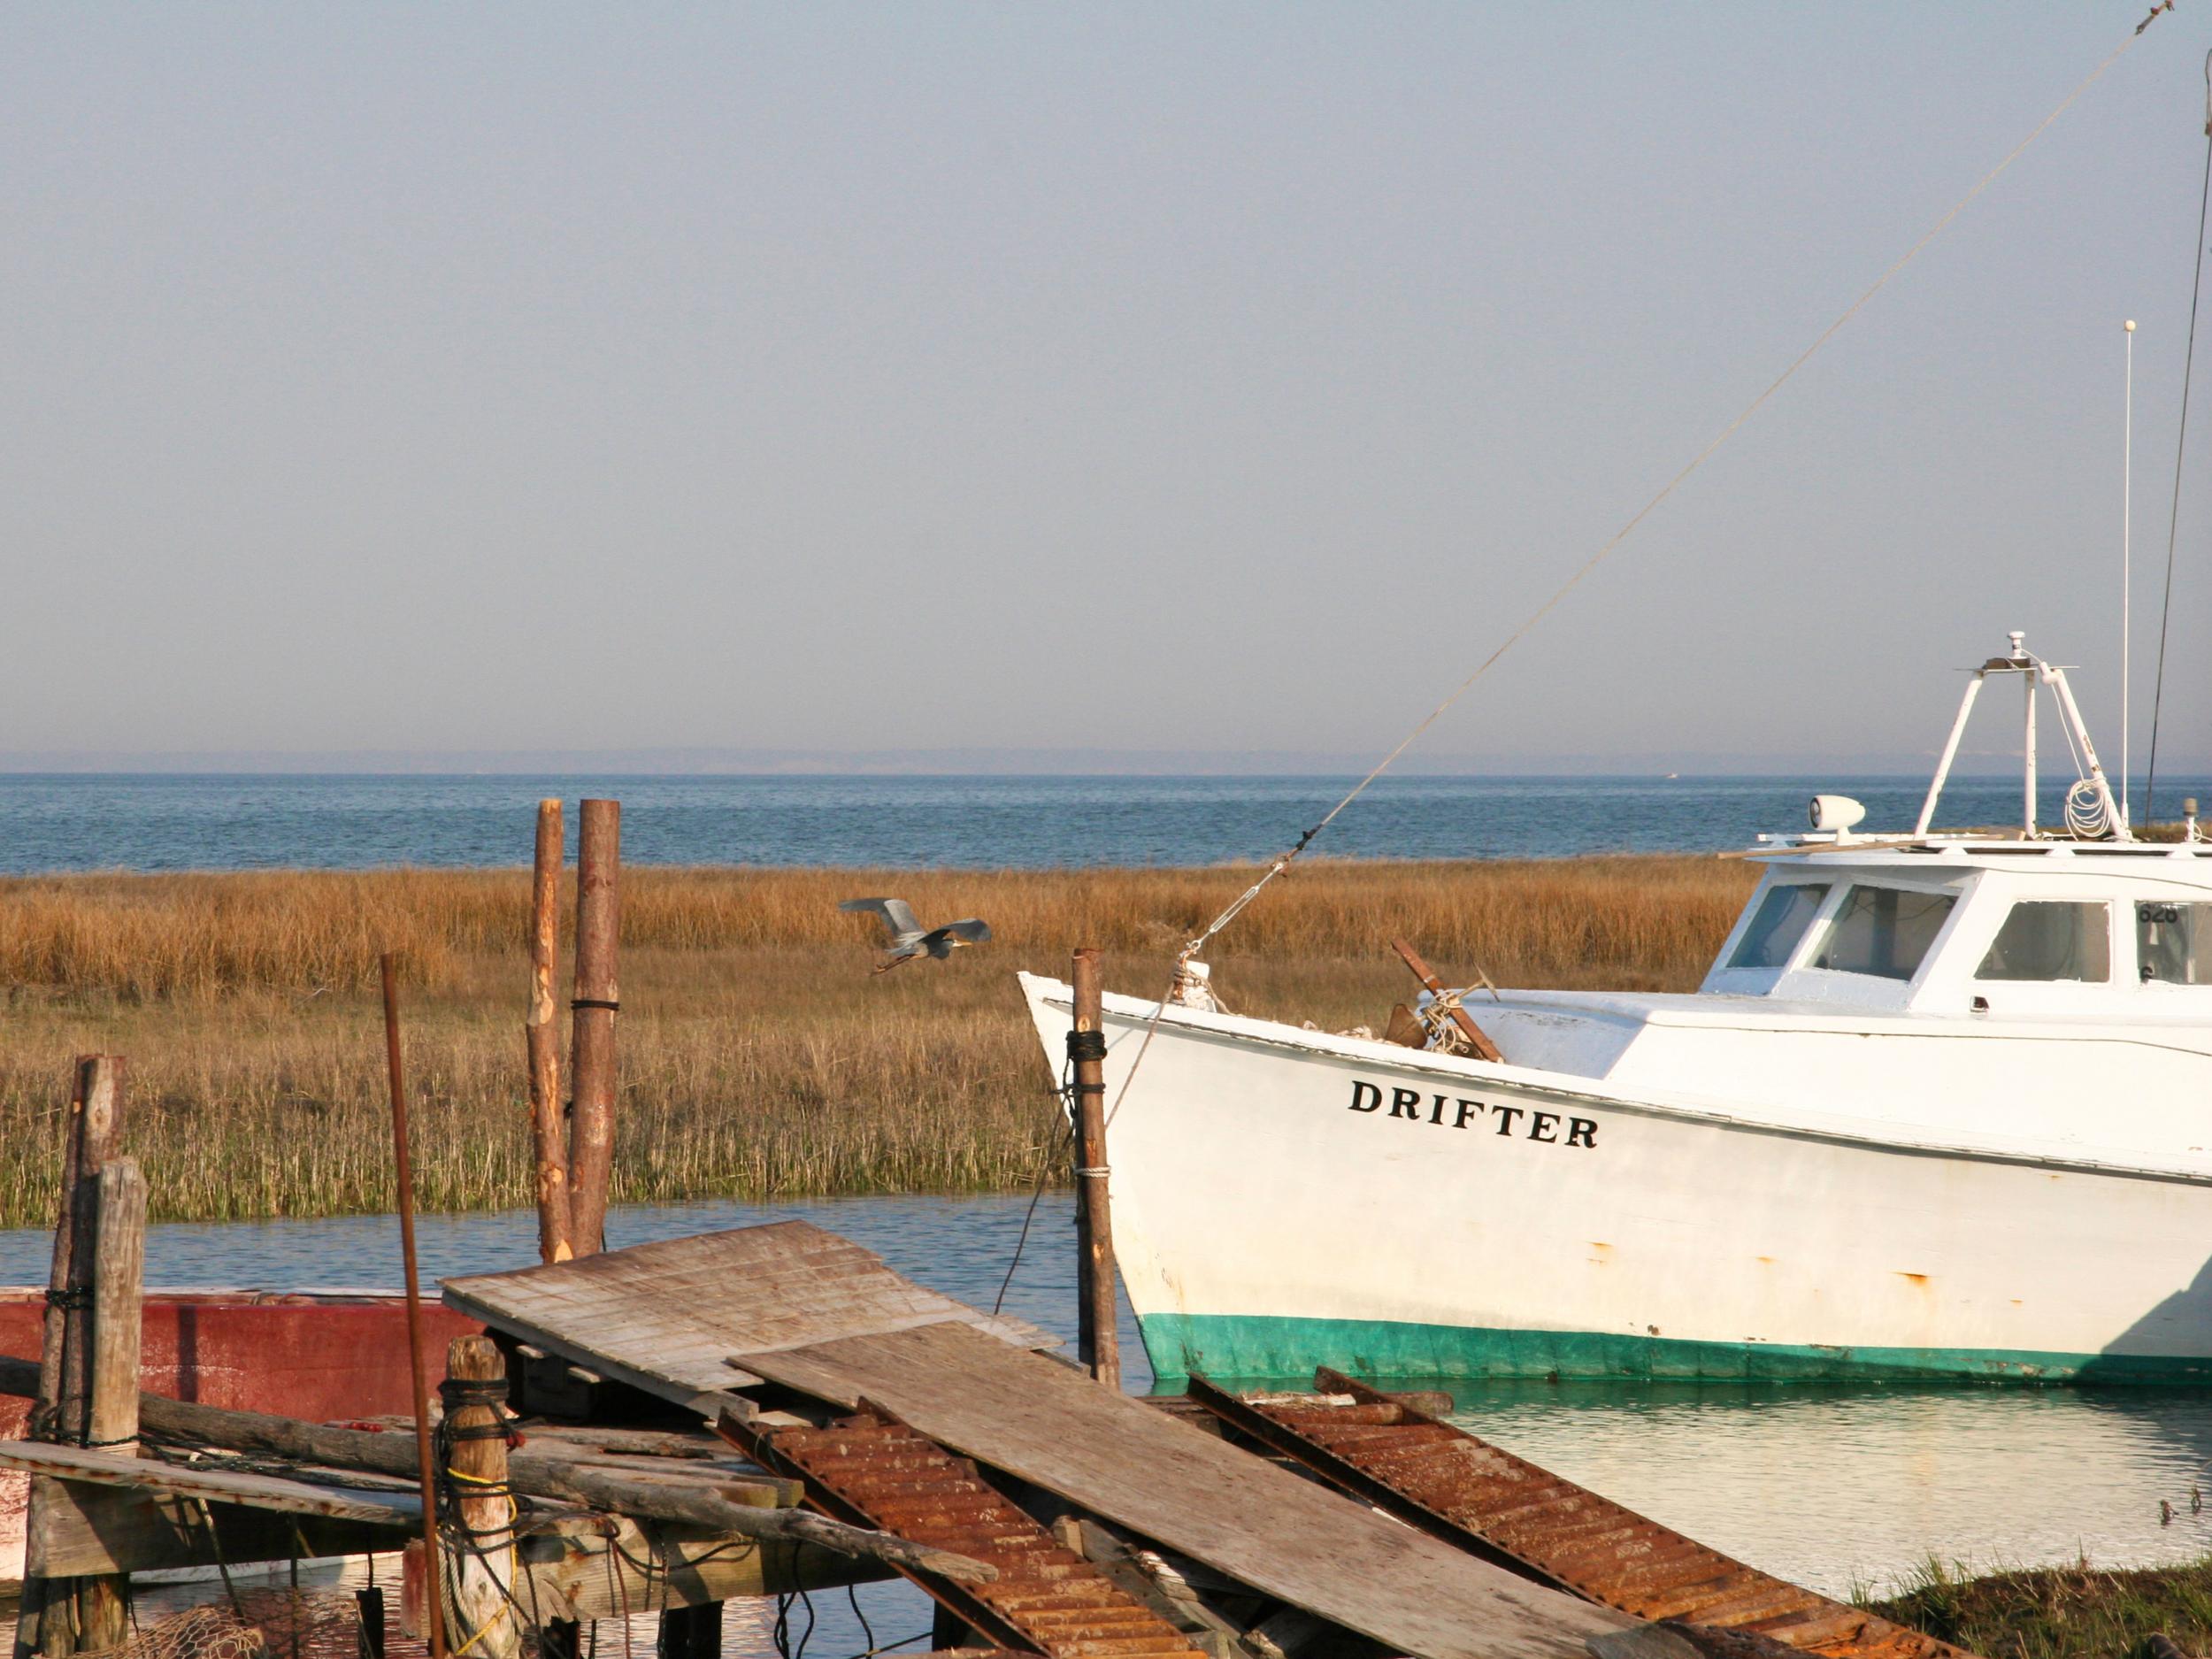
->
1187, 1373, 1973, 1659
442, 1221, 1060, 1412
732, 1406, 1211, 1659
738, 1322, 1632, 1659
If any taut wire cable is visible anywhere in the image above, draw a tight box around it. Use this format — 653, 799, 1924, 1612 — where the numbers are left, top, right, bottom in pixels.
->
2146, 48, 2212, 827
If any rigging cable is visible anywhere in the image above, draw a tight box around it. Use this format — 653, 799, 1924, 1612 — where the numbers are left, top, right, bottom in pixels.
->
2145, 48, 2212, 828
1101, 12, 2172, 1131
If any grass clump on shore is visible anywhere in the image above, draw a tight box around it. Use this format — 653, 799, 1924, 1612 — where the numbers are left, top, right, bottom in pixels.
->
1870, 1556, 2212, 1659
0, 856, 1754, 1227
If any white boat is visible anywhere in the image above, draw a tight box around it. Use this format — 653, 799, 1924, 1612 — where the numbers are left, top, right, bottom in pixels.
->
1021, 634, 2212, 1385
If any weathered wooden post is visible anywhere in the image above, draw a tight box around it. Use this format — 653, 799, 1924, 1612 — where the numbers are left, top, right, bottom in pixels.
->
526, 799, 572, 1265
1069, 949, 1120, 1388
30, 1060, 90, 1448
16, 1056, 126, 1659
441, 1336, 519, 1659
526, 803, 580, 1659
567, 799, 620, 1258
55, 1060, 122, 1455
68, 1156, 147, 1655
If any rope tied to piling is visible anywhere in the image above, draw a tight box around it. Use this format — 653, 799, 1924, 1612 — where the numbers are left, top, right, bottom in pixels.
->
1064, 1027, 1108, 1099
434, 1377, 519, 1448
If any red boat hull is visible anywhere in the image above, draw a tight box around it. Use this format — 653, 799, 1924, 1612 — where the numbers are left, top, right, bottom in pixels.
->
0, 1288, 482, 1584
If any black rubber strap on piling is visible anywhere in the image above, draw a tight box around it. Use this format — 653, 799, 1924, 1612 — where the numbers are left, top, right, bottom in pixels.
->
570, 997, 620, 1012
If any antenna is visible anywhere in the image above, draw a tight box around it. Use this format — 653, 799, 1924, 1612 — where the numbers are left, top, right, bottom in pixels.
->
2124, 318, 2136, 829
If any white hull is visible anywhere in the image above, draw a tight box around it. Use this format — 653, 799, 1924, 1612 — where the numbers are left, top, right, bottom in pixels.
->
1022, 975, 2212, 1384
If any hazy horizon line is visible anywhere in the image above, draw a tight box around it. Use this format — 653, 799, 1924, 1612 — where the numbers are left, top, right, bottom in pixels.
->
0, 742, 2151, 781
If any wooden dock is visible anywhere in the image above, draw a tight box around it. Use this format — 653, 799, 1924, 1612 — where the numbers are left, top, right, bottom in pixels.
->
0, 1213, 1985, 1659
434, 1220, 1975, 1659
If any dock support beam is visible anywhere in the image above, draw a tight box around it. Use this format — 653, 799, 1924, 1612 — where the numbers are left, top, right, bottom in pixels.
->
1070, 949, 1120, 1390
568, 799, 620, 1258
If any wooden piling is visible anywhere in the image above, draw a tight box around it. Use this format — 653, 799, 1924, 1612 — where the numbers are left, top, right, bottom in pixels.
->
382, 955, 448, 1659
17, 1056, 124, 1659
526, 799, 573, 1265
657, 1602, 723, 1659
56, 1060, 122, 1454
441, 1336, 519, 1659
567, 799, 620, 1258
70, 1157, 147, 1656
1069, 949, 1119, 1389
87, 1161, 147, 1459
357, 1587, 388, 1659
30, 1061, 91, 1446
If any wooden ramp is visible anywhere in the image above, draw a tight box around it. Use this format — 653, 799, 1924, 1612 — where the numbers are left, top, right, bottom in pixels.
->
737, 1321, 1631, 1659
442, 1221, 1060, 1415
729, 1406, 1210, 1659
1187, 1371, 1971, 1659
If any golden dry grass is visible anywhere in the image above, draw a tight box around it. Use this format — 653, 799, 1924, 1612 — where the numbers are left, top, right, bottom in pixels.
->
0, 857, 1755, 1226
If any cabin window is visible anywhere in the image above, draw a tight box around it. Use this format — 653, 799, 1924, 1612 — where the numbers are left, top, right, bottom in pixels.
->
1976, 901, 2111, 983
1729, 883, 1831, 969
2138, 902, 2212, 985
1809, 885, 1955, 980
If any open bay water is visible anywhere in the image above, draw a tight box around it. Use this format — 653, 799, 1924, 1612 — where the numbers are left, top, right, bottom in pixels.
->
5, 1194, 2212, 1624
4, 772, 2208, 873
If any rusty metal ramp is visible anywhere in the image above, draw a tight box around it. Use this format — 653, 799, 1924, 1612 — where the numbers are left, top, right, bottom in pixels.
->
736, 1322, 1628, 1659
726, 1403, 1210, 1659
1186, 1371, 1971, 1659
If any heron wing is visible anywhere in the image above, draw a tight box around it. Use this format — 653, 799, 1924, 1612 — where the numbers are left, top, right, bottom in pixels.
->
839, 897, 923, 937
942, 918, 992, 943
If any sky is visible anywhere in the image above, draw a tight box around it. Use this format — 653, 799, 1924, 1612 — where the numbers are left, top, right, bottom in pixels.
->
4, 4, 2211, 775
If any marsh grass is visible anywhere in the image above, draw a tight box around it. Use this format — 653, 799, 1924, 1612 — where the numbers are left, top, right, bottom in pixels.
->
1870, 1555, 2212, 1659
0, 856, 1754, 1226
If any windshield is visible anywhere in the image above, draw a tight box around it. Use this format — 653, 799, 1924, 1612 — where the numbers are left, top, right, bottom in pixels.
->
1728, 883, 1831, 969
1810, 885, 1955, 981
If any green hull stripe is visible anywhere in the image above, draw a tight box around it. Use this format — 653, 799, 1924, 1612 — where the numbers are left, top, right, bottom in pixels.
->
1138, 1312, 2212, 1386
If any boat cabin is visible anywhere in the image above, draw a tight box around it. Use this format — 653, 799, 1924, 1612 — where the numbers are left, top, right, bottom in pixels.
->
1443, 635, 2210, 1145
1700, 841, 2212, 1018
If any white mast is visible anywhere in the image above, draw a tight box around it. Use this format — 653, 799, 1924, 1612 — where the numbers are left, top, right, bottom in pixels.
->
2123, 317, 2136, 829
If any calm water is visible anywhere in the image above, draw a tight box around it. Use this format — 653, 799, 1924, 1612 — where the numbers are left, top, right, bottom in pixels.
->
5, 1192, 2212, 1636
5, 772, 2206, 872
8, 768, 2212, 1656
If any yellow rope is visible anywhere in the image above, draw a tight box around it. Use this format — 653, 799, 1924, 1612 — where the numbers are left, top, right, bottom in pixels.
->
440, 1463, 520, 1658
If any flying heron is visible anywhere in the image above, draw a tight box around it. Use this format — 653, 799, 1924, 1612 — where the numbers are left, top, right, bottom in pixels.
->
839, 897, 993, 972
